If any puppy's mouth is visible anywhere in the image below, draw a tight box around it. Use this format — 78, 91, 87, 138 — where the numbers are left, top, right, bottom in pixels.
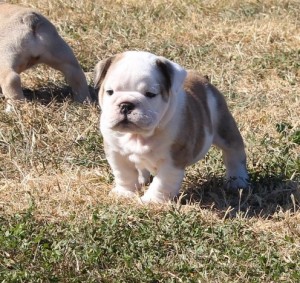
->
106, 107, 156, 134
113, 117, 141, 132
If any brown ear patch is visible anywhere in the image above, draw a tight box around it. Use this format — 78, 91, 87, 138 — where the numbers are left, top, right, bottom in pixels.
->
156, 58, 172, 100
94, 56, 115, 90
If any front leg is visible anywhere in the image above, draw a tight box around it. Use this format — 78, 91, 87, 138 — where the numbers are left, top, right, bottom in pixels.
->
141, 165, 185, 204
107, 150, 140, 199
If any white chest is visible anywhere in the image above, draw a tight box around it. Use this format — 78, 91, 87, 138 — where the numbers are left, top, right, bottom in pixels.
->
118, 134, 166, 175
128, 152, 162, 175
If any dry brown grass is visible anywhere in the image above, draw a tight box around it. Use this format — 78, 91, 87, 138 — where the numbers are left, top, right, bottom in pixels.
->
1, 0, 299, 239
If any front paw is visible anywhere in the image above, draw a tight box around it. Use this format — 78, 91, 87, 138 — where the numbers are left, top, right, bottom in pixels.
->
140, 191, 171, 204
109, 186, 138, 199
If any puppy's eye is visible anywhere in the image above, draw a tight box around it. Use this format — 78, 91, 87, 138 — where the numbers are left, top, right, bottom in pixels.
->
145, 92, 157, 98
106, 89, 114, 96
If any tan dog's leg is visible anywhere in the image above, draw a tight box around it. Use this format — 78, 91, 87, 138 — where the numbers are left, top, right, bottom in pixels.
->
0, 70, 23, 100
0, 69, 24, 111
38, 37, 90, 103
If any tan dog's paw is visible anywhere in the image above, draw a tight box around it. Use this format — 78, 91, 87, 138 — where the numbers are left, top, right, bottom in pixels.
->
4, 100, 19, 113
5, 103, 14, 113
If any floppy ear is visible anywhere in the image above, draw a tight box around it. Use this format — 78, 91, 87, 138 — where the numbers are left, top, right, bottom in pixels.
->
94, 56, 115, 89
156, 57, 187, 94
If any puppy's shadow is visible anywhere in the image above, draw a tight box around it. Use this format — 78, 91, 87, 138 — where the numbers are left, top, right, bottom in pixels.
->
22, 83, 97, 104
180, 174, 300, 218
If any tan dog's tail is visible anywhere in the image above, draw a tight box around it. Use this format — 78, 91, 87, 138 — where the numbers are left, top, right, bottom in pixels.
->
21, 12, 44, 35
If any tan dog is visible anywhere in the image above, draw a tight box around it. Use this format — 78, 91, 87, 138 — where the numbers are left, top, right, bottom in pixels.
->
0, 3, 91, 110
94, 51, 249, 204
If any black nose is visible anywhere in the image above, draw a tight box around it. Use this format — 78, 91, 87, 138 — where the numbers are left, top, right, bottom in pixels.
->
119, 102, 135, 115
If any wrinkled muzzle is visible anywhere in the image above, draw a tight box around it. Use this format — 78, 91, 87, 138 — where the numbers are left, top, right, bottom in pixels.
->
101, 92, 160, 133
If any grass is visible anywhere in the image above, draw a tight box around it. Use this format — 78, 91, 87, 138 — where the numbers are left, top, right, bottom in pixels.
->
1, 206, 300, 282
1, 0, 300, 281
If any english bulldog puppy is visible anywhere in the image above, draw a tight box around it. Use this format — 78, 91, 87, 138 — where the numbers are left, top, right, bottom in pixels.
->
94, 51, 249, 204
0, 3, 91, 111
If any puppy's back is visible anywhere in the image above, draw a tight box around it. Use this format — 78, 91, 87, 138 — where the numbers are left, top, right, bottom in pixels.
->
0, 3, 52, 31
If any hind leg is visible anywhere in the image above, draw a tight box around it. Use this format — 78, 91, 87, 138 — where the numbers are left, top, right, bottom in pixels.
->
38, 35, 91, 103
213, 112, 249, 189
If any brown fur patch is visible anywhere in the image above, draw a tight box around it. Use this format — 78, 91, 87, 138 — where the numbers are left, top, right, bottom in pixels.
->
171, 71, 212, 169
94, 56, 116, 89
94, 54, 125, 105
156, 58, 172, 101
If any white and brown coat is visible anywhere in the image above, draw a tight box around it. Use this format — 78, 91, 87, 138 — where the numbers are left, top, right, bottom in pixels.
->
94, 51, 248, 203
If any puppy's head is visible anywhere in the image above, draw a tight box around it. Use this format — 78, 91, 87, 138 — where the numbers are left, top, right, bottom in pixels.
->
94, 51, 187, 135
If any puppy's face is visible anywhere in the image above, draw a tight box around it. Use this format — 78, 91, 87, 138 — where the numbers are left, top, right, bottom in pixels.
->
95, 51, 187, 135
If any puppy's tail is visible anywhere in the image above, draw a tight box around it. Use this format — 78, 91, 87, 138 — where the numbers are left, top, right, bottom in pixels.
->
21, 12, 45, 36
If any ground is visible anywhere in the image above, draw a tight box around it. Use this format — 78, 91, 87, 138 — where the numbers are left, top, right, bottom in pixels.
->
0, 0, 299, 281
